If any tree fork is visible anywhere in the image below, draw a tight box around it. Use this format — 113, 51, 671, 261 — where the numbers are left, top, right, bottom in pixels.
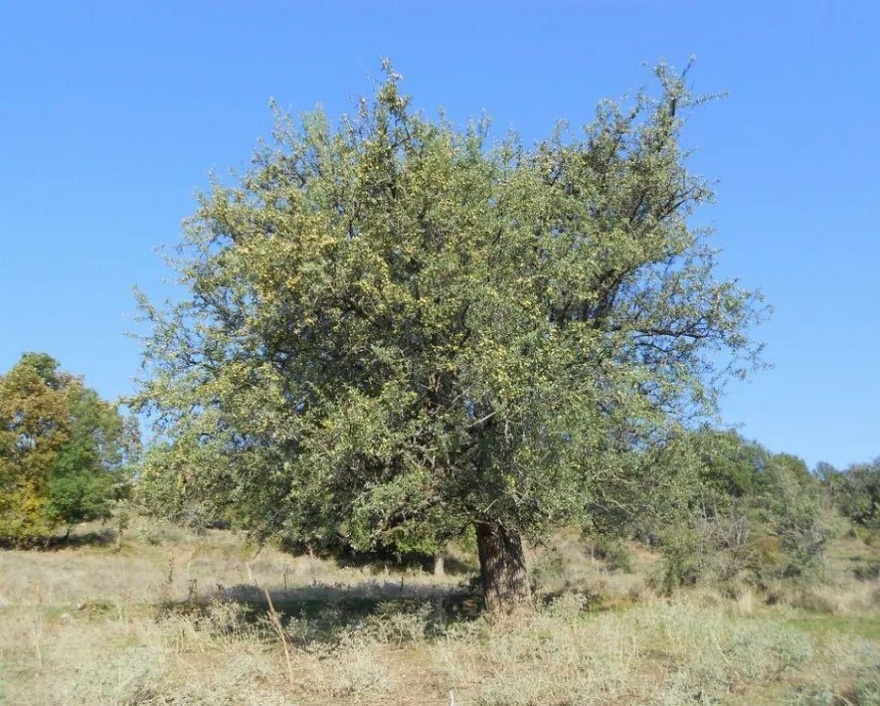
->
475, 520, 533, 615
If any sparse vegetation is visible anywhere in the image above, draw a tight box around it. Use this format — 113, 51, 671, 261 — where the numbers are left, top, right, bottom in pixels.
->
1, 517, 878, 705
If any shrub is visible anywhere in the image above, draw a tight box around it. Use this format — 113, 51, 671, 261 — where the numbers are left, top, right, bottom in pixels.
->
832, 461, 880, 529
653, 430, 832, 593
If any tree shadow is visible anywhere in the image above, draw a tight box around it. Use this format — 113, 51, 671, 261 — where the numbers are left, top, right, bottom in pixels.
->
0, 528, 118, 551
435, 555, 476, 577
162, 579, 484, 648
333, 552, 477, 578
291, 545, 478, 579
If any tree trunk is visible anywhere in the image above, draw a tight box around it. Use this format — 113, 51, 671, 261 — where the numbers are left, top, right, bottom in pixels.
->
433, 552, 445, 577
475, 520, 533, 615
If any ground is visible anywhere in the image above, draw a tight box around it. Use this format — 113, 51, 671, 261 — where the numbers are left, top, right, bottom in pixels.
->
1, 519, 878, 705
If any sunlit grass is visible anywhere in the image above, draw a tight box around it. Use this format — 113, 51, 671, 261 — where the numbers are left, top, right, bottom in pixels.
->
0, 517, 878, 705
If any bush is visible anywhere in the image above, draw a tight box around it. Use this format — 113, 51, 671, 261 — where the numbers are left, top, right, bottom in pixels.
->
653, 430, 832, 593
832, 461, 880, 529
592, 538, 634, 573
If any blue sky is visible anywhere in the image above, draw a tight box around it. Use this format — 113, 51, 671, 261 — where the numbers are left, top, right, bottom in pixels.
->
1, 1, 877, 470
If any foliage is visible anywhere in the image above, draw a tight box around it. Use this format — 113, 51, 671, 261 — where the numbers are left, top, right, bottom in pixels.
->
133, 62, 764, 612
652, 429, 832, 592
0, 353, 137, 542
826, 460, 880, 529
590, 537, 634, 573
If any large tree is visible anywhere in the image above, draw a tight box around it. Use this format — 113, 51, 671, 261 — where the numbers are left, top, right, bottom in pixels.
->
0, 353, 136, 541
134, 63, 763, 613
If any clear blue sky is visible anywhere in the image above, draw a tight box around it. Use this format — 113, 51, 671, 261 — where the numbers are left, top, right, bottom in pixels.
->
1, 1, 877, 470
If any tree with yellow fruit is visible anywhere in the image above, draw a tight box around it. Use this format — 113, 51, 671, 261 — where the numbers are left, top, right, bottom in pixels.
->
134, 62, 764, 614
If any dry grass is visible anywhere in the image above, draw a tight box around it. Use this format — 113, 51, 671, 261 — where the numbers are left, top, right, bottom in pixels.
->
1, 518, 879, 705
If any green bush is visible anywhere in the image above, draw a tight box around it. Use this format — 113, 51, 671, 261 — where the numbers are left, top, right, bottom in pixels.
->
653, 429, 832, 593
831, 461, 880, 529
592, 538, 634, 573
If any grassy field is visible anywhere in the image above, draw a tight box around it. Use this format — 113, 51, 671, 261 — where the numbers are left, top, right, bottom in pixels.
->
1, 520, 878, 705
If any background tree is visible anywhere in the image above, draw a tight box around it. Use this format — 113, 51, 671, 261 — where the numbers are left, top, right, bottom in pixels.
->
831, 459, 880, 529
0, 353, 72, 538
649, 429, 830, 592
47, 384, 137, 533
0, 353, 136, 542
134, 63, 764, 613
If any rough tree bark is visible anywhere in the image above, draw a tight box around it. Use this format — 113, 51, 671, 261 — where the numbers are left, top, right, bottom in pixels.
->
475, 520, 533, 615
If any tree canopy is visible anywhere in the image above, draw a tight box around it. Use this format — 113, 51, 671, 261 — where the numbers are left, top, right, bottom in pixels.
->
0, 353, 136, 542
134, 63, 764, 613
